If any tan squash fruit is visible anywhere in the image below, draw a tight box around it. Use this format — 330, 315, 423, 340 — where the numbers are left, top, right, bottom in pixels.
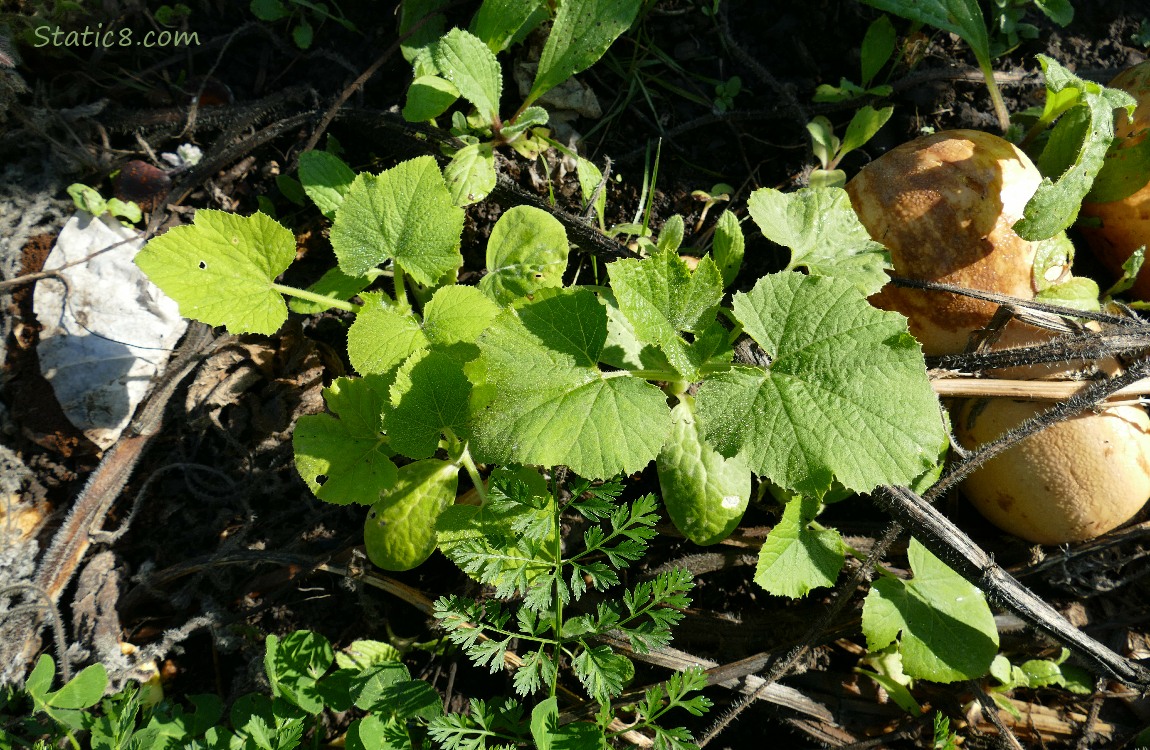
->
1079, 61, 1150, 300
954, 398, 1150, 544
846, 129, 1044, 356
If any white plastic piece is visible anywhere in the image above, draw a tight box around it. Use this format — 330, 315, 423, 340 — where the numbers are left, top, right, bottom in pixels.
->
34, 212, 187, 449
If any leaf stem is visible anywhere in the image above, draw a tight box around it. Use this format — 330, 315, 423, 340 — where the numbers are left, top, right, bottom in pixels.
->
978, 57, 1011, 133
270, 283, 362, 313
457, 446, 487, 505
393, 264, 411, 314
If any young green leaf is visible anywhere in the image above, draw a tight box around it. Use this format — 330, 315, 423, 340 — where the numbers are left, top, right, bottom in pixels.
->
402, 74, 460, 122
839, 105, 894, 160
1034, 276, 1100, 311
576, 155, 608, 227
467, 288, 672, 478
471, 0, 546, 52
444, 142, 497, 206
657, 214, 685, 253
696, 272, 945, 497
135, 209, 296, 334
287, 266, 373, 314
527, 0, 643, 107
746, 187, 890, 295
1015, 55, 1137, 241
421, 283, 502, 356
862, 538, 999, 682
1089, 133, 1150, 203
608, 247, 724, 379
45, 663, 107, 709
264, 631, 334, 715
331, 156, 464, 284
364, 458, 459, 571
433, 28, 502, 123
293, 374, 398, 505
347, 293, 429, 376
298, 150, 356, 219
711, 209, 744, 288
754, 495, 845, 598
657, 398, 750, 545
860, 15, 896, 88
399, 0, 449, 63
386, 349, 471, 459
571, 644, 634, 703
480, 205, 571, 304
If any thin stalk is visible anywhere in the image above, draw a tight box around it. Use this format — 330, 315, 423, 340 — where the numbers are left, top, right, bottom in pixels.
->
551, 481, 564, 700
393, 265, 410, 314
457, 446, 487, 505
270, 283, 361, 312
978, 58, 1011, 133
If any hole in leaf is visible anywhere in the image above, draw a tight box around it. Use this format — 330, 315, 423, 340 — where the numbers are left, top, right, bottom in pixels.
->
198, 260, 207, 269
315, 474, 328, 485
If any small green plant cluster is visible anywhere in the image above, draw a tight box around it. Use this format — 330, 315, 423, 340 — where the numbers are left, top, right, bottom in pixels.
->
66, 184, 142, 226
249, 0, 357, 50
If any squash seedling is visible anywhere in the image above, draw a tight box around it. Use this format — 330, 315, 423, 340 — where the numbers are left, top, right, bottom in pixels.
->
806, 105, 893, 188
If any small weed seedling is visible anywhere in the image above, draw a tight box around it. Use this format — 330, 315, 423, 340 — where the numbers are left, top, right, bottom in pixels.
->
806, 105, 893, 188
813, 14, 897, 103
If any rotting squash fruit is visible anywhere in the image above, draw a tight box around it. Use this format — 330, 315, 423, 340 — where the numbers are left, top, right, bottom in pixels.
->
954, 399, 1150, 544
848, 129, 1150, 544
846, 128, 1043, 356
1080, 60, 1150, 299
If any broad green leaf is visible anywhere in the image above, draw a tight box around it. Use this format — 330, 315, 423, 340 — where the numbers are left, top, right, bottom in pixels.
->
657, 398, 750, 545
335, 640, 402, 671
1089, 135, 1150, 203
46, 663, 107, 709
1015, 55, 1137, 241
711, 210, 744, 288
747, 187, 890, 295
696, 273, 945, 496
480, 205, 571, 304
135, 209, 295, 334
657, 214, 685, 253
25, 654, 54, 699
299, 150, 356, 220
288, 266, 373, 314
364, 459, 458, 570
467, 288, 671, 478
353, 662, 413, 711
292, 17, 313, 48
1034, 277, 1100, 311
527, 0, 643, 107
347, 292, 429, 376
471, 0, 545, 52
754, 496, 844, 598
265, 631, 333, 715
862, 538, 999, 683
293, 375, 397, 505
839, 105, 893, 159
402, 74, 460, 122
346, 716, 388, 750
399, 0, 449, 63
608, 247, 724, 379
530, 697, 559, 750
433, 28, 502, 123
331, 156, 464, 284
444, 142, 496, 206
859, 0, 990, 69
386, 349, 471, 459
422, 283, 502, 355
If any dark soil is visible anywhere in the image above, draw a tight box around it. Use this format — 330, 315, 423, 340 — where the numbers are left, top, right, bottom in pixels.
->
2, 1, 1150, 747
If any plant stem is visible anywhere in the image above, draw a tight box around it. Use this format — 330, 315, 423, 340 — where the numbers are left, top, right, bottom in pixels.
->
393, 264, 411, 313
978, 58, 1012, 133
270, 283, 362, 313
551, 482, 564, 699
457, 447, 487, 505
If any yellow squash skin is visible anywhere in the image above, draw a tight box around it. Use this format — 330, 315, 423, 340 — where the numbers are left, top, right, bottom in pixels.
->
1080, 61, 1150, 300
955, 398, 1150, 544
847, 129, 1043, 355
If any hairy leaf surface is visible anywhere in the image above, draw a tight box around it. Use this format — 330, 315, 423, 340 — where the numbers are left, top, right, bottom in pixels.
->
135, 209, 295, 334
696, 273, 945, 496
480, 206, 571, 304
754, 496, 845, 598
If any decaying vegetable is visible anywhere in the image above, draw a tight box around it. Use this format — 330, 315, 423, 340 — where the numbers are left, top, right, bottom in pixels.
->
954, 399, 1150, 544
1080, 60, 1150, 299
848, 129, 1150, 544
846, 129, 1043, 355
